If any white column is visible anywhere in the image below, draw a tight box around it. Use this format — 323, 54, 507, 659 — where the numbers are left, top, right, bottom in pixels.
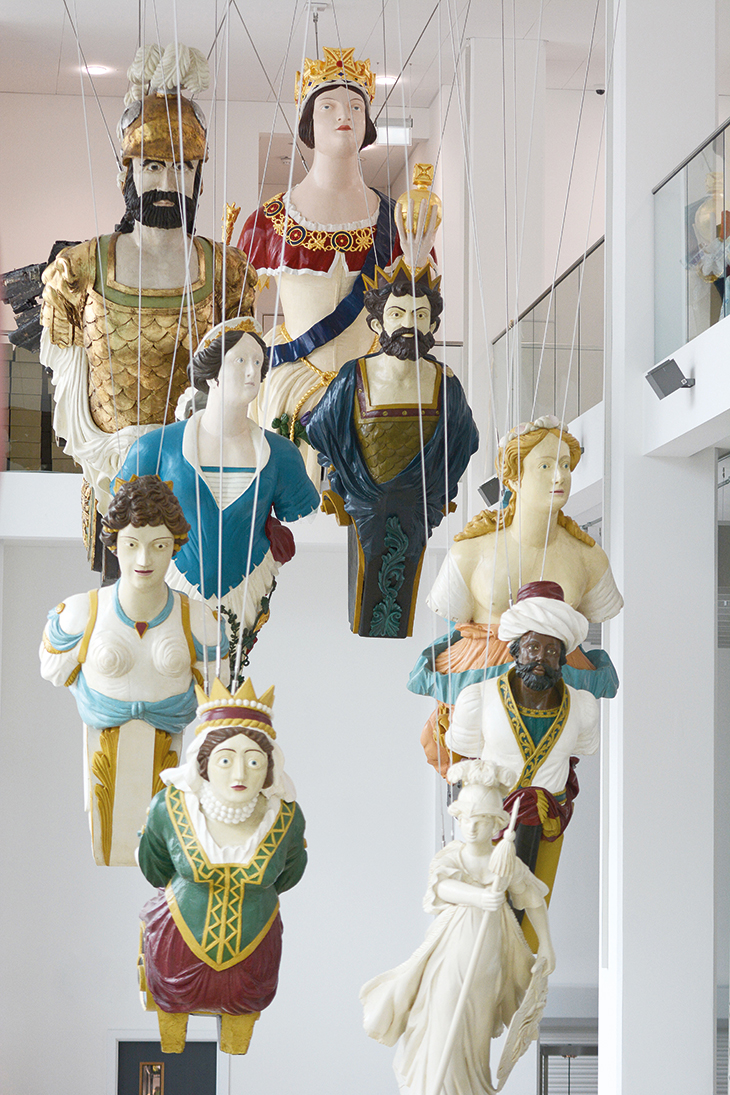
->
464, 37, 546, 489
602, 0, 717, 1091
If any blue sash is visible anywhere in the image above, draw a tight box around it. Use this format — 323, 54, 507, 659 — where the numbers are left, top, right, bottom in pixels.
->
270, 190, 396, 369
45, 608, 84, 650
71, 671, 197, 733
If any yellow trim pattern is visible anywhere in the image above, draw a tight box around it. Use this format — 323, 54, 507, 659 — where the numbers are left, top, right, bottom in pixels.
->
164, 786, 294, 970
178, 594, 198, 672
43, 633, 64, 656
91, 727, 120, 866
78, 589, 98, 665
263, 194, 374, 254
64, 664, 82, 687
152, 731, 178, 797
358, 357, 441, 412
497, 670, 570, 791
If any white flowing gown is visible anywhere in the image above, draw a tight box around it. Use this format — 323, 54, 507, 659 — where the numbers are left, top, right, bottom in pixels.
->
361, 843, 548, 1095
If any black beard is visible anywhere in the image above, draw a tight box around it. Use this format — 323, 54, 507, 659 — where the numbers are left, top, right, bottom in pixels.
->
123, 175, 197, 232
377, 326, 436, 360
514, 660, 563, 692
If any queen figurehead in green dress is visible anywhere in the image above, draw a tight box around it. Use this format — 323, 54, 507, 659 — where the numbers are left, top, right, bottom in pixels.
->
137, 678, 307, 1055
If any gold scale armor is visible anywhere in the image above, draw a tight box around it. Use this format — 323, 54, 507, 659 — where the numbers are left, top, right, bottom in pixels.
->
39, 70, 258, 570
353, 360, 440, 484
42, 235, 254, 433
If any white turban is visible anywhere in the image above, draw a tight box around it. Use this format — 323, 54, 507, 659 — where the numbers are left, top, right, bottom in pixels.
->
498, 596, 588, 654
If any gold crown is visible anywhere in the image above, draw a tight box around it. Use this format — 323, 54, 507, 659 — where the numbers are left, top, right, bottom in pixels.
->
295, 47, 376, 109
195, 316, 263, 355
362, 257, 442, 295
194, 678, 276, 738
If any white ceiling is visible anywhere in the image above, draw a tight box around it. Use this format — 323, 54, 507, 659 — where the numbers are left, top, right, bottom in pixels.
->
0, 0, 607, 106
0, 0, 614, 193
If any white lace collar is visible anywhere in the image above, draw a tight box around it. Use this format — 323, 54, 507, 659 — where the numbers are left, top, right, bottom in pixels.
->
284, 189, 379, 232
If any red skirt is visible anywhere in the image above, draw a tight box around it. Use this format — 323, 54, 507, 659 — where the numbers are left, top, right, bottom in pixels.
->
141, 889, 282, 1015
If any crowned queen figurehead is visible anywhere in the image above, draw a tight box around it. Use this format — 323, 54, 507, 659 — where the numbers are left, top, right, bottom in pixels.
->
138, 677, 306, 1056
237, 47, 440, 485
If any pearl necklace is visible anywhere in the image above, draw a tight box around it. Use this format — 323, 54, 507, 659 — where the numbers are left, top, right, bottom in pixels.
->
200, 783, 258, 825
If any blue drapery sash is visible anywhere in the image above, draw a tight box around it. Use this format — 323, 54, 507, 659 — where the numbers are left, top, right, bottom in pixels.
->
71, 672, 198, 733
270, 191, 396, 369
45, 608, 84, 650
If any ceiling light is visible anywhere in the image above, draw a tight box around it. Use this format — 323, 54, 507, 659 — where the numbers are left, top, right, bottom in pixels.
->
377, 74, 397, 86
376, 119, 413, 147
80, 64, 112, 76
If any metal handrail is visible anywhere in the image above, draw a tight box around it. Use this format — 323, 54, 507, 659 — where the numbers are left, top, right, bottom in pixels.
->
652, 114, 730, 195
491, 236, 604, 345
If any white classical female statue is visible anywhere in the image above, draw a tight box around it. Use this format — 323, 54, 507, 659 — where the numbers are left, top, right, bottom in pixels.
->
361, 761, 554, 1095
238, 47, 437, 483
39, 476, 226, 865
408, 417, 623, 772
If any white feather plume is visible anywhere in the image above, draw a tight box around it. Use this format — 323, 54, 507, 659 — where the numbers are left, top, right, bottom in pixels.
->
123, 42, 209, 106
124, 44, 162, 106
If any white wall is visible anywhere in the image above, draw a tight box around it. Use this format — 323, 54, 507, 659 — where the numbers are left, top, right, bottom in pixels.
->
602, 0, 719, 1091
543, 89, 606, 291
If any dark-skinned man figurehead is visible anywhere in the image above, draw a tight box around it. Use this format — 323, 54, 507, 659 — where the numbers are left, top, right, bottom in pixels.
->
447, 580, 599, 947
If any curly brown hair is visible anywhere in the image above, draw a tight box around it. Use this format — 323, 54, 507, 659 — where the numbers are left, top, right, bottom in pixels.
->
197, 725, 275, 788
364, 279, 443, 333
102, 476, 190, 554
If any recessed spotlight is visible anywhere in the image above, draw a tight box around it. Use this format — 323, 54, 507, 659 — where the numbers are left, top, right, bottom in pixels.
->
376, 74, 397, 86
80, 64, 112, 77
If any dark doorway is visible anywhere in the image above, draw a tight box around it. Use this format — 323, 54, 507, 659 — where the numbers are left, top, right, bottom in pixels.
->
117, 1040, 216, 1095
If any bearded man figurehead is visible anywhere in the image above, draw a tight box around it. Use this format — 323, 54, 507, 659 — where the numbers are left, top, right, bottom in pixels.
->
498, 581, 589, 698
115, 45, 209, 234
363, 260, 443, 361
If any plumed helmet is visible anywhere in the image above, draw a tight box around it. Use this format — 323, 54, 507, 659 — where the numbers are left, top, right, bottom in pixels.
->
120, 93, 208, 166
118, 43, 209, 166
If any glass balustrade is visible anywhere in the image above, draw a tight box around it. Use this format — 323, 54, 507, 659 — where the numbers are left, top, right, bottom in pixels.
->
492, 238, 604, 425
654, 120, 730, 362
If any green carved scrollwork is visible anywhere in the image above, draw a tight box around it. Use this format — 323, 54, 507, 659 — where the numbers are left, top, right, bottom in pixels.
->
370, 515, 408, 637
